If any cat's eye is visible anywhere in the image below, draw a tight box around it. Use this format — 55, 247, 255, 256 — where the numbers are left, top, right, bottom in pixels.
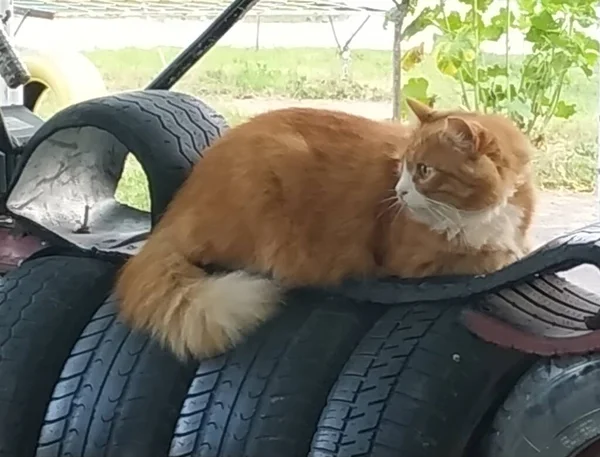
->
415, 163, 432, 178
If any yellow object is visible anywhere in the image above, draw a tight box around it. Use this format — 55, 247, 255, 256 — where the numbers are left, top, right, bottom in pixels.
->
401, 43, 425, 72
463, 49, 476, 62
19, 48, 107, 113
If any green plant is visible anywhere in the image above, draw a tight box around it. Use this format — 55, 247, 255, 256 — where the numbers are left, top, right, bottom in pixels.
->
514, 0, 599, 134
402, 0, 599, 135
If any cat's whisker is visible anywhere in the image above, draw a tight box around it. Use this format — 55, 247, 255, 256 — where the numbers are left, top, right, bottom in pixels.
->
380, 195, 399, 204
391, 201, 406, 224
425, 199, 462, 227
377, 196, 404, 219
425, 204, 460, 232
377, 203, 394, 219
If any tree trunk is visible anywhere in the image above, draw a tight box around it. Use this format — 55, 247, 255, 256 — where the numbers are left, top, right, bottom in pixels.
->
390, 0, 410, 120
392, 21, 403, 120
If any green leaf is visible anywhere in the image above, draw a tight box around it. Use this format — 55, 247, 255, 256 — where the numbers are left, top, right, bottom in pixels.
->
461, 69, 476, 85
402, 6, 442, 39
539, 95, 552, 107
402, 77, 430, 101
436, 55, 460, 76
401, 43, 425, 71
550, 51, 573, 72
485, 64, 507, 78
445, 11, 464, 33
580, 62, 594, 77
517, 0, 536, 14
530, 10, 560, 31
483, 9, 515, 41
433, 35, 471, 77
401, 77, 436, 116
554, 100, 576, 118
573, 31, 600, 53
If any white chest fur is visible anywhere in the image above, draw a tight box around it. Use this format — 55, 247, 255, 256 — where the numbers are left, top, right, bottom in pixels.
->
394, 163, 526, 254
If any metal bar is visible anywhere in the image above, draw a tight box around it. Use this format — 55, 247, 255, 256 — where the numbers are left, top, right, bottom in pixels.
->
0, 0, 23, 106
146, 0, 260, 90
597, 31, 600, 219
13, 6, 54, 19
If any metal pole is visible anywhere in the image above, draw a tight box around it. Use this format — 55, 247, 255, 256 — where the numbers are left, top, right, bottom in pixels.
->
146, 0, 260, 90
255, 14, 260, 50
596, 7, 600, 218
0, 0, 21, 106
390, 0, 410, 120
597, 59, 600, 217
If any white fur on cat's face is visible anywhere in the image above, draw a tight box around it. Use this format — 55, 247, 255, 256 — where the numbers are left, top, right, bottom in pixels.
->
394, 162, 525, 253
395, 161, 429, 210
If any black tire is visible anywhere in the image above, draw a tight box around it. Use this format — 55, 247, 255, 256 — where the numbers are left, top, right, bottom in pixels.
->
14, 89, 228, 224
0, 255, 118, 457
1, 91, 228, 456
36, 296, 197, 457
23, 80, 45, 112
484, 355, 600, 457
169, 291, 383, 457
36, 288, 382, 457
309, 304, 535, 457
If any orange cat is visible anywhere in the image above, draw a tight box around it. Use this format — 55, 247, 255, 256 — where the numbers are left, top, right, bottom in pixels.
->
115, 99, 536, 359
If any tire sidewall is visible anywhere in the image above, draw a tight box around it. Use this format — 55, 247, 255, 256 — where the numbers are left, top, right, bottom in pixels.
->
309, 304, 534, 457
10, 90, 228, 225
487, 355, 600, 457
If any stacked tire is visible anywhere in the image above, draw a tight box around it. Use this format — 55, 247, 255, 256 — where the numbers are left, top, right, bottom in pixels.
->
0, 91, 598, 457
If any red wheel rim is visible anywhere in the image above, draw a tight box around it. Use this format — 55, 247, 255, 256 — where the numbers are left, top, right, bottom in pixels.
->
573, 438, 600, 457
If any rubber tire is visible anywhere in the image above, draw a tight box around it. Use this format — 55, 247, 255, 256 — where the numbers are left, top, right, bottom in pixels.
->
309, 303, 535, 457
0, 255, 118, 457
14, 90, 228, 224
36, 296, 197, 457
36, 289, 382, 457
168, 291, 383, 457
27, 91, 230, 456
20, 48, 107, 114
484, 355, 600, 457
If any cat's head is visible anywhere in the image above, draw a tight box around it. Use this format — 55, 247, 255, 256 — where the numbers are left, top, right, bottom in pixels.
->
395, 98, 529, 223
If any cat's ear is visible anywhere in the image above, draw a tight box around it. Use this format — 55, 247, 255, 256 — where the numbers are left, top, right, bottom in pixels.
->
406, 98, 435, 123
446, 116, 488, 157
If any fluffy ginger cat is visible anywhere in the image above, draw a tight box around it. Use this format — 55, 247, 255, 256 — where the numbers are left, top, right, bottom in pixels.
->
115, 99, 535, 360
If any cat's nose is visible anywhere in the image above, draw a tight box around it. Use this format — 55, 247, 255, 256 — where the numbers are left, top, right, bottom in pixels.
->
398, 190, 408, 198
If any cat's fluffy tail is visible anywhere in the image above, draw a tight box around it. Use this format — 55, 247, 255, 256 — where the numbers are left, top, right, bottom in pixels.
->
115, 239, 281, 360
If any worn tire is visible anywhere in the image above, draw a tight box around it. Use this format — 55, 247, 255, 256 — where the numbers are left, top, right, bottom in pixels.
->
0, 255, 118, 457
2, 91, 228, 456
309, 304, 535, 457
36, 296, 196, 457
13, 89, 228, 224
20, 48, 107, 114
25, 91, 230, 456
484, 355, 600, 457
36, 289, 382, 457
169, 292, 383, 457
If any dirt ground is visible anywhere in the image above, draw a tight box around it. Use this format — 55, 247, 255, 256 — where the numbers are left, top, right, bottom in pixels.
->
533, 192, 598, 245
534, 191, 600, 294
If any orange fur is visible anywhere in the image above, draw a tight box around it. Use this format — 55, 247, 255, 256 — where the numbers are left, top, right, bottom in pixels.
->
116, 102, 536, 359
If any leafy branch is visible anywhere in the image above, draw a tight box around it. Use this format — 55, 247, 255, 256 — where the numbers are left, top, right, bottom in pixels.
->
391, 0, 599, 137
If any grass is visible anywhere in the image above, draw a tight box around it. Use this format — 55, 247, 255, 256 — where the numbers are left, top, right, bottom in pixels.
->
37, 46, 599, 209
